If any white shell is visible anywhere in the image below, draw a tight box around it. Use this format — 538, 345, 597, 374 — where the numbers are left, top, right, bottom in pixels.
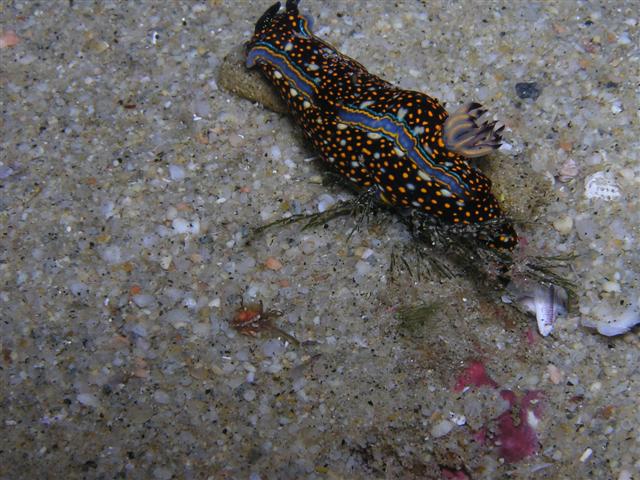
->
584, 171, 621, 201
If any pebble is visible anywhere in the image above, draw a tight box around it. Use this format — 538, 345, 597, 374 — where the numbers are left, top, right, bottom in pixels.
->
431, 419, 454, 438
172, 217, 200, 234
0, 30, 20, 48
547, 364, 563, 384
153, 390, 171, 404
77, 393, 100, 408
100, 245, 121, 264
264, 256, 283, 271
553, 215, 573, 235
132, 294, 156, 308
162, 309, 191, 328
168, 164, 185, 181
243, 389, 256, 401
153, 467, 173, 480
580, 448, 593, 462
515, 82, 542, 100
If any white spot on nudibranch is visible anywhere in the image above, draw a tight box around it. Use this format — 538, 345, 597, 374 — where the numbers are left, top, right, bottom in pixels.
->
303, 100, 311, 109
367, 132, 382, 139
406, 183, 415, 190
307, 63, 320, 71
360, 100, 375, 109
440, 189, 453, 197
290, 88, 298, 97
273, 70, 283, 79
397, 107, 408, 120
337, 123, 348, 130
418, 171, 432, 182
393, 147, 405, 157
284, 42, 294, 52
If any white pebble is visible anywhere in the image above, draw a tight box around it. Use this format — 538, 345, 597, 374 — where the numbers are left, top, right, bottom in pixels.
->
77, 393, 100, 408
162, 308, 191, 328
602, 281, 621, 293
101, 245, 122, 264
611, 100, 623, 114
431, 419, 454, 438
262, 339, 285, 357
360, 248, 374, 260
618, 470, 633, 480
159, 255, 172, 270
552, 215, 573, 235
449, 412, 467, 426
132, 294, 155, 308
69, 281, 89, 297
172, 217, 190, 233
354, 260, 372, 276
317, 194, 336, 212
153, 390, 171, 404
617, 33, 631, 45
172, 217, 200, 235
101, 201, 115, 218
579, 448, 593, 462
168, 164, 185, 181
243, 389, 256, 401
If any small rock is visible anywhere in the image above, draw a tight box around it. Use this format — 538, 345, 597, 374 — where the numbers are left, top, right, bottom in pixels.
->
547, 364, 563, 384
168, 164, 185, 181
132, 294, 156, 308
601, 281, 621, 293
552, 215, 573, 235
431, 419, 454, 438
243, 389, 256, 401
264, 256, 283, 271
153, 390, 171, 404
0, 30, 20, 49
77, 393, 100, 408
515, 82, 542, 100
159, 255, 172, 270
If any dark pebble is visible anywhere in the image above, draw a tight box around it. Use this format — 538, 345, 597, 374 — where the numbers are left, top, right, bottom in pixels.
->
515, 82, 542, 100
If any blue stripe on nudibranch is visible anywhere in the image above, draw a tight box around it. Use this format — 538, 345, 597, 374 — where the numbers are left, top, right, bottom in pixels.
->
245, 1, 517, 250
337, 105, 467, 197
245, 42, 318, 98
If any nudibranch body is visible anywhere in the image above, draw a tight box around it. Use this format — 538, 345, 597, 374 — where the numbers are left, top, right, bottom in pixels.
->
246, 0, 517, 249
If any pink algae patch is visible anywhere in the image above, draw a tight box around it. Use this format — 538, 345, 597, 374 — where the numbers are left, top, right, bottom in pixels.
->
441, 468, 470, 479
453, 360, 499, 392
454, 360, 545, 463
495, 390, 544, 463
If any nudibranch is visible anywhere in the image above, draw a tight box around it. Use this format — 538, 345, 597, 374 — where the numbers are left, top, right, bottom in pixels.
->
246, 0, 517, 249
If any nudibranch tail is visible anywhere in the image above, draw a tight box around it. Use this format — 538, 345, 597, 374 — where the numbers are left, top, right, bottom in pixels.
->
443, 102, 504, 158
246, 1, 517, 251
